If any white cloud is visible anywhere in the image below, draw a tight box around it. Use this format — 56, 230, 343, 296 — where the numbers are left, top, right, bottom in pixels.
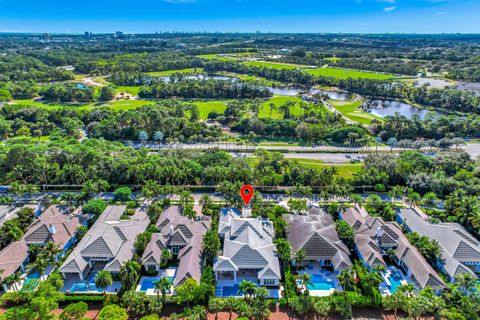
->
384, 6, 397, 12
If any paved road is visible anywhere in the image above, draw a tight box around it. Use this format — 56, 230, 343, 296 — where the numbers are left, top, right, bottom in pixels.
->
137, 141, 480, 161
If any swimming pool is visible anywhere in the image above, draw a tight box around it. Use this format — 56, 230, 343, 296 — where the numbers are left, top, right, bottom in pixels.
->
70, 282, 102, 293
139, 277, 174, 292
387, 270, 404, 293
307, 274, 335, 291
21, 273, 40, 292
221, 284, 241, 296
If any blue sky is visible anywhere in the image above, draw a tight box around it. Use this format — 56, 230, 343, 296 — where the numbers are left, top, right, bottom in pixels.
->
0, 0, 479, 33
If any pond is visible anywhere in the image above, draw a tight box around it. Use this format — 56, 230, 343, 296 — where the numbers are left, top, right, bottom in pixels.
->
363, 100, 443, 120
159, 75, 237, 82
267, 86, 350, 100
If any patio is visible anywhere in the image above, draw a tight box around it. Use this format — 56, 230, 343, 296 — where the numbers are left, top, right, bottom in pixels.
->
299, 262, 341, 297
136, 268, 177, 296
60, 274, 122, 293
379, 266, 415, 296
215, 276, 280, 299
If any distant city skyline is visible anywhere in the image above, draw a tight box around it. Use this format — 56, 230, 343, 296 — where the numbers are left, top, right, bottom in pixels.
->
1, 0, 479, 34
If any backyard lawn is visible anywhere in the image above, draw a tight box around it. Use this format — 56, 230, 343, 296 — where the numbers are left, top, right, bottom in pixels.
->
329, 100, 381, 124
306, 67, 398, 80
242, 61, 311, 70
192, 101, 228, 119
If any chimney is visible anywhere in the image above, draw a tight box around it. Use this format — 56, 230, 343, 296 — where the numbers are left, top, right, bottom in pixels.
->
376, 226, 383, 239
48, 224, 56, 235
170, 225, 174, 236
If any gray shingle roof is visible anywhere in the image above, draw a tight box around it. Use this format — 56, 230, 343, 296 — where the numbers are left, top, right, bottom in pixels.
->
141, 206, 211, 286
214, 213, 281, 280
285, 208, 352, 270
60, 205, 149, 275
342, 207, 445, 290
0, 205, 85, 279
398, 208, 480, 279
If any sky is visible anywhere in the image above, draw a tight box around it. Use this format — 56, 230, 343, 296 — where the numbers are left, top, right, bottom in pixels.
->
0, 0, 479, 34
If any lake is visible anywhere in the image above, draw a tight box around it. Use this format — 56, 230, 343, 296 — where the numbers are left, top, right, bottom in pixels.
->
267, 86, 349, 100
363, 100, 442, 119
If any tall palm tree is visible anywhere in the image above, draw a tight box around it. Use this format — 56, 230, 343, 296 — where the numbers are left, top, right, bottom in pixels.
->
28, 258, 48, 281
337, 269, 356, 292
95, 270, 113, 295
455, 273, 476, 295
199, 194, 211, 214
40, 241, 62, 264
388, 186, 404, 203
5, 272, 24, 292
154, 277, 172, 302
238, 280, 256, 301
294, 249, 306, 272
406, 191, 421, 208
119, 260, 140, 290
397, 282, 416, 297
298, 272, 312, 293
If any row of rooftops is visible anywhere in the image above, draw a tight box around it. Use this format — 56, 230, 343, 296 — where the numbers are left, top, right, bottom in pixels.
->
0, 205, 87, 280
341, 206, 446, 290
141, 206, 211, 287
397, 208, 480, 281
59, 205, 150, 275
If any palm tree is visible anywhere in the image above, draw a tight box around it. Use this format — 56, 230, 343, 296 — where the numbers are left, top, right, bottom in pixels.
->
154, 277, 172, 302
40, 241, 62, 264
294, 249, 306, 272
268, 103, 277, 118
28, 257, 48, 281
199, 194, 211, 214
350, 194, 363, 207
119, 260, 140, 290
298, 272, 312, 293
238, 280, 256, 301
337, 269, 356, 292
406, 191, 421, 208
455, 273, 476, 295
363, 270, 383, 291
388, 186, 404, 203
5, 272, 23, 292
95, 270, 113, 295
397, 282, 416, 297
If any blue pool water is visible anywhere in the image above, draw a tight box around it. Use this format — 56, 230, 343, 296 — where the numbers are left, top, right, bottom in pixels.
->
21, 273, 40, 291
221, 284, 241, 296
307, 274, 335, 291
70, 282, 101, 293
139, 277, 174, 292
387, 270, 404, 293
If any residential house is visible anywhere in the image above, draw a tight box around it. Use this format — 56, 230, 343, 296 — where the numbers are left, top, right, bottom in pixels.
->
0, 205, 87, 291
141, 206, 210, 287
285, 208, 352, 272
59, 205, 149, 282
340, 206, 446, 293
214, 208, 281, 289
397, 208, 480, 282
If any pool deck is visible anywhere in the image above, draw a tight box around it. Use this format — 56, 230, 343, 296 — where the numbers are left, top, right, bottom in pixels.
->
136, 268, 177, 296
379, 266, 414, 296
300, 264, 342, 297
215, 277, 281, 299
60, 275, 122, 293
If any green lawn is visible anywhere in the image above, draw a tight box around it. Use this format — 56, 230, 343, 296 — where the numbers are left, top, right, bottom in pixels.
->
319, 164, 363, 178
146, 68, 204, 76
324, 57, 341, 63
107, 100, 155, 111
259, 96, 304, 119
198, 54, 237, 62
10, 99, 155, 112
115, 86, 141, 96
306, 67, 397, 80
329, 100, 381, 124
242, 61, 310, 70
192, 101, 228, 119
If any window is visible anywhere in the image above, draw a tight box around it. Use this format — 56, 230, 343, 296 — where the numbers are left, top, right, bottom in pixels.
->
263, 279, 276, 286
323, 260, 332, 266
171, 245, 181, 254
147, 265, 156, 272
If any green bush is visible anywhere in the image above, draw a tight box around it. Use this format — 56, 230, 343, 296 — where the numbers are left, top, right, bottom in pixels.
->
82, 199, 107, 216
63, 294, 106, 302
0, 291, 32, 305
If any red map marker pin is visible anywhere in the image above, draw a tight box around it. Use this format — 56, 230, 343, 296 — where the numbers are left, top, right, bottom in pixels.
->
240, 185, 254, 206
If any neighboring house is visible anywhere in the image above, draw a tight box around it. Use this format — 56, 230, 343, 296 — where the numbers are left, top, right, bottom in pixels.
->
0, 205, 39, 228
397, 208, 480, 282
285, 208, 352, 272
59, 205, 149, 281
340, 207, 446, 292
214, 208, 281, 287
141, 206, 211, 287
0, 205, 87, 291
